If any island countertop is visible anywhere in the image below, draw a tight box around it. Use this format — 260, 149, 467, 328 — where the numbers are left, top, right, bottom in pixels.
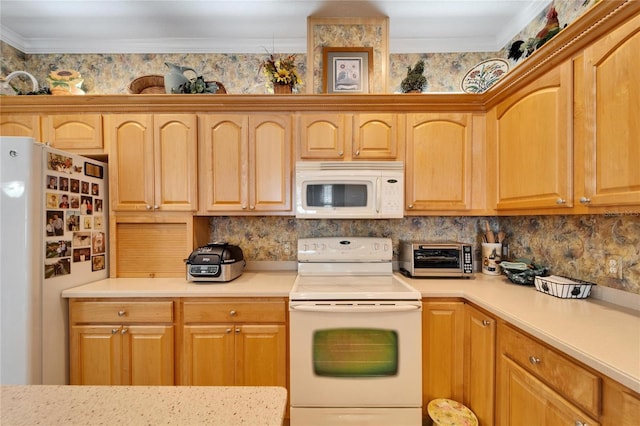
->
0, 385, 287, 426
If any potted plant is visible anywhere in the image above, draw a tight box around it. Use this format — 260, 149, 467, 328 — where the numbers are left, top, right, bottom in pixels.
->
400, 60, 427, 93
261, 52, 302, 94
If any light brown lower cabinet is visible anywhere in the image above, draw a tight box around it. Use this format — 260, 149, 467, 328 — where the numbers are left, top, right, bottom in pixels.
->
180, 298, 287, 387
464, 304, 496, 426
422, 299, 465, 416
69, 300, 175, 385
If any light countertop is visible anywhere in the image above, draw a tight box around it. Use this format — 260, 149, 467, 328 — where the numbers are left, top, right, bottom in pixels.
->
0, 385, 287, 425
61, 271, 640, 394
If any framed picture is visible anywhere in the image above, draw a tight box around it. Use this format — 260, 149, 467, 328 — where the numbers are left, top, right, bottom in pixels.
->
323, 47, 373, 94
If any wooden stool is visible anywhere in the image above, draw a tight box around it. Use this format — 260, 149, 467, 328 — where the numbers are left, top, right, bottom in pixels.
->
427, 398, 478, 426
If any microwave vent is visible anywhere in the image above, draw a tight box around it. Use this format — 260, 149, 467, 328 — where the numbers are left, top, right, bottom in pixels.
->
296, 161, 404, 171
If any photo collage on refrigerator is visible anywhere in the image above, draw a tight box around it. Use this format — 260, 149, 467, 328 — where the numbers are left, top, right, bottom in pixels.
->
44, 152, 106, 278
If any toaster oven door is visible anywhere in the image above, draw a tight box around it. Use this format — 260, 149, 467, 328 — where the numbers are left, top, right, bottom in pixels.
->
414, 248, 461, 269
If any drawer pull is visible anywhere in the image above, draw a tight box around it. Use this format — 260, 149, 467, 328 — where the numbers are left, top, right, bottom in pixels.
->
579, 197, 591, 204
556, 198, 566, 205
482, 320, 491, 326
229, 310, 237, 316
529, 355, 541, 365
235, 328, 241, 333
121, 328, 128, 335
111, 328, 119, 334
225, 328, 232, 334
117, 310, 126, 317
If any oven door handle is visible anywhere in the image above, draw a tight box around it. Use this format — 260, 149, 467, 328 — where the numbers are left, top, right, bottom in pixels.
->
290, 304, 421, 313
375, 177, 381, 213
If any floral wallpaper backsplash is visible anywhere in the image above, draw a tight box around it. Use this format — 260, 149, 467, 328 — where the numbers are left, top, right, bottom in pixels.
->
209, 214, 640, 295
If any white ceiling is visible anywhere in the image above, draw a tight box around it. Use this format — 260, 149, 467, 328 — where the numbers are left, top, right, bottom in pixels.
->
0, 0, 551, 54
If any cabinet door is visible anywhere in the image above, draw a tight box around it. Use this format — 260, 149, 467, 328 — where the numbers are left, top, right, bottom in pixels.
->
235, 324, 287, 387
123, 325, 174, 385
422, 301, 464, 412
498, 356, 599, 426
154, 114, 198, 211
352, 113, 398, 159
494, 61, 573, 210
182, 324, 235, 386
70, 325, 122, 385
464, 305, 496, 426
105, 114, 155, 211
577, 13, 640, 207
249, 115, 292, 212
42, 114, 103, 153
298, 113, 346, 159
0, 114, 41, 139
406, 113, 473, 211
198, 114, 248, 212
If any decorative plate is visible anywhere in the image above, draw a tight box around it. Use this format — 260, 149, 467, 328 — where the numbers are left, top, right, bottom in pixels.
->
461, 58, 509, 94
427, 398, 478, 426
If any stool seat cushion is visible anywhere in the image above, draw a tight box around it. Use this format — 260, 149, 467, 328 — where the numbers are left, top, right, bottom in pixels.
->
427, 398, 478, 426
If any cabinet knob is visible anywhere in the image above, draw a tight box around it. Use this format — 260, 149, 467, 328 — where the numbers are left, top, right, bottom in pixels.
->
579, 197, 591, 204
575, 421, 587, 426
225, 328, 232, 334
117, 310, 126, 317
408, 204, 414, 209
111, 328, 119, 334
338, 151, 344, 157
241, 205, 247, 210
482, 319, 491, 326
145, 205, 152, 210
229, 310, 237, 316
121, 328, 128, 335
235, 328, 241, 334
556, 198, 566, 205
153, 205, 159, 210
528, 355, 541, 365
354, 150, 360, 156
249, 205, 255, 210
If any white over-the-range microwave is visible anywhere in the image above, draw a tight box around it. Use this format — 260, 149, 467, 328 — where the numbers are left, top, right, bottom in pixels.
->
295, 161, 404, 219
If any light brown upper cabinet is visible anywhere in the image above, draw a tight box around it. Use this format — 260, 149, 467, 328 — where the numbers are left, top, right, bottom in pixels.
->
105, 114, 198, 212
574, 12, 640, 209
0, 114, 41, 139
198, 114, 292, 214
42, 114, 104, 155
490, 60, 573, 211
297, 113, 401, 160
405, 113, 477, 212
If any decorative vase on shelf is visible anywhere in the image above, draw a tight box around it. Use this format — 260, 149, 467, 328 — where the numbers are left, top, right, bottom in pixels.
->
48, 70, 84, 95
273, 83, 292, 94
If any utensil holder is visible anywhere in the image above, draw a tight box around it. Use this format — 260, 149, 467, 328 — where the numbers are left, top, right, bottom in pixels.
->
481, 243, 502, 275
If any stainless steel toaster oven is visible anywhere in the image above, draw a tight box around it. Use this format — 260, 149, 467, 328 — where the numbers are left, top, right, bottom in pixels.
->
400, 241, 473, 278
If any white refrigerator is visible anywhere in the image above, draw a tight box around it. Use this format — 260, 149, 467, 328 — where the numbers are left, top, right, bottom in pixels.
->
0, 136, 109, 384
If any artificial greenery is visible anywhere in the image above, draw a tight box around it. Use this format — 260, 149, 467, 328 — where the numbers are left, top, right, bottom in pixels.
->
177, 76, 219, 94
400, 60, 427, 93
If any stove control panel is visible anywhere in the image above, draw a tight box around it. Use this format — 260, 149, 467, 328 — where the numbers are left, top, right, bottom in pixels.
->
298, 237, 392, 262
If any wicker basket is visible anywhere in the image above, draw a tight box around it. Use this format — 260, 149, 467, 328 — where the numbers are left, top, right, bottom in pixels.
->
128, 75, 165, 94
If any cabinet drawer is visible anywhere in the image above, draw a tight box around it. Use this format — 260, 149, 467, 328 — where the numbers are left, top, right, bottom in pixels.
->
499, 323, 601, 417
70, 301, 174, 323
183, 299, 286, 323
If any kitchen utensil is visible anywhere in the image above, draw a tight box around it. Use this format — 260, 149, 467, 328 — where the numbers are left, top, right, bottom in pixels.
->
484, 221, 495, 243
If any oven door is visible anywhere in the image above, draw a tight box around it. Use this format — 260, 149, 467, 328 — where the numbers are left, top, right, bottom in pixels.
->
289, 301, 422, 408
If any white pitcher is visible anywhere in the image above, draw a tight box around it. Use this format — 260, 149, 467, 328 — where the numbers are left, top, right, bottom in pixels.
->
0, 71, 39, 95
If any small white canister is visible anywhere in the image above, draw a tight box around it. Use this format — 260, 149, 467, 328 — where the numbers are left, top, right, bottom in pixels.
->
481, 243, 502, 275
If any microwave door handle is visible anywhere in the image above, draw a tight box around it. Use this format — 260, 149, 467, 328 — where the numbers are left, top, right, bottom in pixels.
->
376, 177, 381, 213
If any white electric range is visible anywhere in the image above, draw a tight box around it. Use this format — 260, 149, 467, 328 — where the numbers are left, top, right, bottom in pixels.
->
289, 237, 423, 426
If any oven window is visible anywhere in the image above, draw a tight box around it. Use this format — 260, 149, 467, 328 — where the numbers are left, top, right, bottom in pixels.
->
306, 184, 368, 207
313, 328, 398, 377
